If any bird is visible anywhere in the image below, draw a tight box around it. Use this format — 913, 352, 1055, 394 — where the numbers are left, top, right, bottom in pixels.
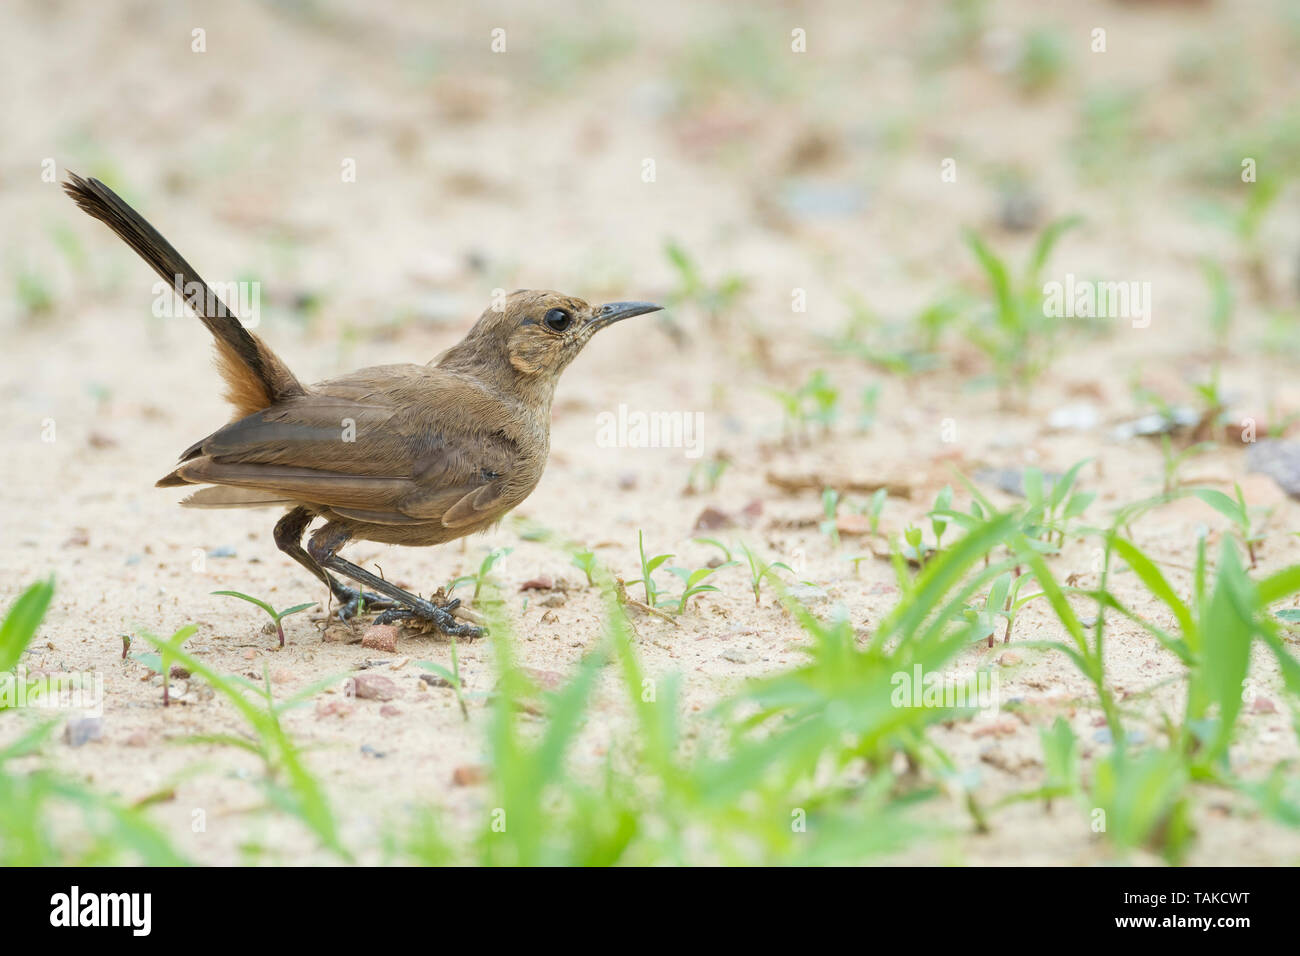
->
63, 172, 661, 640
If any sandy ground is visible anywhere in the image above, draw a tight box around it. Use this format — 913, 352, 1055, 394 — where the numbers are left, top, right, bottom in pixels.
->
4, 0, 1300, 864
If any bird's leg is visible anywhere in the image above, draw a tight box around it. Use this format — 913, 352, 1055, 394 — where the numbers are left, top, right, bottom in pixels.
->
306, 521, 484, 639
274, 507, 394, 620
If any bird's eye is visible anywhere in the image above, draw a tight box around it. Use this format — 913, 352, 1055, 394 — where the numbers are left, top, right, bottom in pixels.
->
543, 308, 572, 332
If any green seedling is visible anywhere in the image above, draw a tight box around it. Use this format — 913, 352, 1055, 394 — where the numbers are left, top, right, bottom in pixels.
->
636, 531, 674, 608
685, 455, 730, 494
1201, 258, 1233, 354
1196, 176, 1284, 299
212, 590, 317, 648
15, 269, 53, 320
929, 485, 953, 551
1161, 435, 1216, 495
824, 295, 961, 375
738, 542, 793, 605
1015, 28, 1067, 95
802, 369, 839, 433
1038, 718, 1079, 811
667, 561, 736, 613
766, 369, 844, 442
1191, 484, 1265, 567
1073, 88, 1142, 183
571, 548, 597, 587
902, 525, 932, 567
664, 239, 748, 324
451, 546, 513, 603
819, 488, 842, 549
1191, 367, 1229, 437
131, 624, 197, 706
867, 488, 888, 537
858, 384, 881, 431
964, 215, 1083, 405
692, 537, 733, 564
416, 638, 469, 721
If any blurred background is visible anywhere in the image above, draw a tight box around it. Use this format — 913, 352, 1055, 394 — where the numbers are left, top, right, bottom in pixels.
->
6, 0, 1300, 866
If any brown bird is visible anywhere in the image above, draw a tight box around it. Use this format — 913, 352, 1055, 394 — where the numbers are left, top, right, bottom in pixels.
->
63, 172, 660, 639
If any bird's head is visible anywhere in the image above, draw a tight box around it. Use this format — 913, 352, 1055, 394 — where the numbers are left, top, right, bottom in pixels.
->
440, 289, 662, 384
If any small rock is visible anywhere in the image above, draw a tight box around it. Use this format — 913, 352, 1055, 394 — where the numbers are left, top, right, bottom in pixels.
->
419, 672, 452, 689
64, 717, 103, 747
617, 471, 638, 490
169, 665, 190, 679
1247, 440, 1300, 498
520, 576, 554, 591
206, 546, 237, 559
835, 513, 872, 535
786, 583, 829, 605
361, 625, 399, 653
997, 652, 1021, 665
125, 730, 150, 747
693, 506, 732, 531
1252, 696, 1278, 714
778, 179, 868, 220
452, 764, 489, 786
360, 744, 386, 758
316, 698, 355, 718
971, 718, 1018, 738
974, 468, 1064, 498
721, 648, 758, 664
350, 673, 399, 701
242, 649, 257, 660
540, 593, 566, 608
379, 704, 402, 718
271, 669, 295, 683
1110, 407, 1200, 441
1047, 403, 1099, 431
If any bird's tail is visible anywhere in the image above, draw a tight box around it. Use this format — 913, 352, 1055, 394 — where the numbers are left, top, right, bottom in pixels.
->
62, 172, 304, 418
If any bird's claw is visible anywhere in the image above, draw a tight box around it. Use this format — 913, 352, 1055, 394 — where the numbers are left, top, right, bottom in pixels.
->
375, 597, 484, 639
334, 590, 397, 621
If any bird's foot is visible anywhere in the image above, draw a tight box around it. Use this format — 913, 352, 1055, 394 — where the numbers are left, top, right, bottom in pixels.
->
375, 596, 484, 639
333, 588, 398, 621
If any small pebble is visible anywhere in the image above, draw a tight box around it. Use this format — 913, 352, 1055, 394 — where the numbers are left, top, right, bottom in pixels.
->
361, 625, 399, 653
452, 764, 488, 786
64, 717, 103, 747
350, 672, 399, 701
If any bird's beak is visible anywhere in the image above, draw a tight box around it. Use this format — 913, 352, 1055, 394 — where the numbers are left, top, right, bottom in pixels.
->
589, 301, 663, 331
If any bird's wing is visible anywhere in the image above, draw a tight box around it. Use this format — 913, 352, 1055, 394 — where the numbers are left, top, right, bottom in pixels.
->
166, 373, 518, 526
